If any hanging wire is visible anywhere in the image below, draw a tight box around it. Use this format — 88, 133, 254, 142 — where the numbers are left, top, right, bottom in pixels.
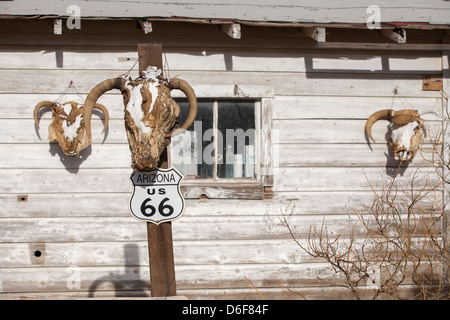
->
441, 89, 449, 119
398, 93, 415, 109
117, 51, 176, 82
163, 51, 170, 80
390, 87, 397, 109
163, 51, 180, 81
390, 87, 415, 110
70, 82, 86, 104
394, 88, 414, 109
119, 56, 141, 79
55, 81, 86, 105
55, 81, 73, 103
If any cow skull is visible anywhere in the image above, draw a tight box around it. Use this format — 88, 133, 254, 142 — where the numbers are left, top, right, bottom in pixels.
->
34, 100, 108, 157
82, 70, 197, 172
365, 109, 425, 163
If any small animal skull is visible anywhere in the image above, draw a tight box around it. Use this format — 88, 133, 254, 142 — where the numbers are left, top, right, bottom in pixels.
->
365, 109, 425, 163
34, 100, 108, 157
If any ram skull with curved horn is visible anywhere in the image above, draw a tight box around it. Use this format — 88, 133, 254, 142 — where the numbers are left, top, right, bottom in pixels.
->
365, 109, 425, 163
34, 100, 109, 157
82, 67, 197, 172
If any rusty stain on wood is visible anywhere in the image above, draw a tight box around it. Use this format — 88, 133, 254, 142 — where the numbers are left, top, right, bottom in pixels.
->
422, 75, 443, 91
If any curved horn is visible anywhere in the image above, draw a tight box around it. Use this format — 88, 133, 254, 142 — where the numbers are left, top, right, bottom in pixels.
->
169, 78, 198, 131
365, 109, 393, 143
83, 78, 125, 143
390, 109, 420, 126
33, 101, 55, 129
93, 103, 109, 133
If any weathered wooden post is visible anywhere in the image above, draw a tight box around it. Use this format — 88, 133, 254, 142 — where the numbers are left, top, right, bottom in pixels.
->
137, 43, 177, 297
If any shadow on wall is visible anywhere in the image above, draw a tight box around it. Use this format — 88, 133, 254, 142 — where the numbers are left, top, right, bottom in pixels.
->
48, 143, 92, 174
363, 126, 410, 177
88, 243, 150, 298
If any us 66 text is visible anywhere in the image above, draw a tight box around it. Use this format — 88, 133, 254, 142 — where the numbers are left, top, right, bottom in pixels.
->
227, 305, 268, 315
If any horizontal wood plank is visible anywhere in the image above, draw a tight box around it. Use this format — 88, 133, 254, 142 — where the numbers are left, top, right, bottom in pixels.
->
0, 118, 442, 145
0, 215, 361, 243
0, 261, 438, 293
0, 144, 131, 169
0, 118, 125, 144
277, 144, 438, 167
0, 70, 441, 98
0, 263, 336, 293
0, 284, 424, 300
0, 166, 442, 194
0, 142, 440, 169
273, 96, 443, 120
0, 47, 442, 73
1, 94, 442, 120
0, 190, 441, 218
0, 213, 441, 244
273, 166, 441, 192
274, 119, 442, 144
1, 236, 439, 269
0, 239, 309, 268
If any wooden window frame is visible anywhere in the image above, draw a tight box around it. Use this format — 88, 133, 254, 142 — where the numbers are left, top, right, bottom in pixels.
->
168, 85, 274, 199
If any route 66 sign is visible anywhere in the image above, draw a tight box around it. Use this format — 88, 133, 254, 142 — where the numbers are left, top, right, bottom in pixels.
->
129, 168, 185, 224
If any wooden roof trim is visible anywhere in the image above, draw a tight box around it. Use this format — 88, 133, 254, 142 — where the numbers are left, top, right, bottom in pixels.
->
1, 15, 450, 30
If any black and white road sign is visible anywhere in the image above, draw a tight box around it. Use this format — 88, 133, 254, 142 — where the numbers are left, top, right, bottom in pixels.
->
129, 168, 185, 224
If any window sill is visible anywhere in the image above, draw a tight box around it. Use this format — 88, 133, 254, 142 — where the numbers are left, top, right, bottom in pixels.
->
180, 183, 264, 200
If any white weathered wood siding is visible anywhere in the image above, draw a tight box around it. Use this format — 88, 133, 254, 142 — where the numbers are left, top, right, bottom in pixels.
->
0, 19, 446, 299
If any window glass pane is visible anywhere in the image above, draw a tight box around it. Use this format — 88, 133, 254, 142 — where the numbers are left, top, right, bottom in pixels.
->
217, 101, 256, 179
172, 100, 214, 179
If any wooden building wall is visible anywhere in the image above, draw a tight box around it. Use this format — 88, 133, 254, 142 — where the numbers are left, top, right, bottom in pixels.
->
0, 19, 447, 299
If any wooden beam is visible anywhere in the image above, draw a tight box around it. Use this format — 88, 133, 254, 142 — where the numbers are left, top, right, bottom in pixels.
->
138, 19, 153, 34
146, 219, 176, 297
138, 43, 163, 77
137, 43, 177, 298
380, 28, 406, 44
221, 23, 241, 39
302, 27, 326, 42
53, 18, 62, 35
317, 42, 450, 51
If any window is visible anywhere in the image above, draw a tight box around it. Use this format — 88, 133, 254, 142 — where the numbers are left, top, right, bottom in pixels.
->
168, 85, 274, 199
171, 99, 257, 180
